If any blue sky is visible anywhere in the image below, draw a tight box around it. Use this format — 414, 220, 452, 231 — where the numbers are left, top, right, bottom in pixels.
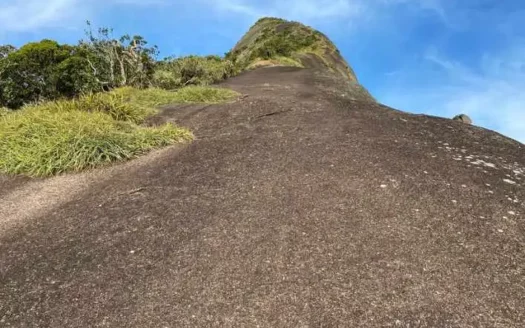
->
1, 0, 524, 143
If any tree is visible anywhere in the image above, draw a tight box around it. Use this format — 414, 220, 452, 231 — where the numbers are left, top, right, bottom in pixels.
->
0, 45, 16, 58
79, 21, 158, 89
0, 23, 159, 108
0, 40, 75, 108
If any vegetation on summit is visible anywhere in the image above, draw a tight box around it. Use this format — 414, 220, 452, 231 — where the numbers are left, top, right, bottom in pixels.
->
226, 17, 358, 81
0, 17, 360, 176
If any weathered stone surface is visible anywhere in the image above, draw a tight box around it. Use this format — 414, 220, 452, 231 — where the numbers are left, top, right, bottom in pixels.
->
1, 65, 524, 327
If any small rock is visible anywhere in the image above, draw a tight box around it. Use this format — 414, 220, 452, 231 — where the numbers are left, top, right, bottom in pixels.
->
452, 114, 472, 124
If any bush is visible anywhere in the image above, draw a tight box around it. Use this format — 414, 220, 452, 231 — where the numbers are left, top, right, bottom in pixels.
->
0, 24, 159, 109
249, 28, 318, 62
0, 99, 191, 176
154, 55, 236, 89
0, 40, 79, 108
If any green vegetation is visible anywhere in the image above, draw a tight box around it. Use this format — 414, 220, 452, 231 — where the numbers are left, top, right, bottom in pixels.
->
153, 55, 237, 90
0, 107, 10, 117
246, 56, 304, 70
0, 24, 158, 109
0, 17, 353, 110
115, 86, 239, 106
226, 17, 357, 81
0, 83, 240, 176
0, 94, 192, 177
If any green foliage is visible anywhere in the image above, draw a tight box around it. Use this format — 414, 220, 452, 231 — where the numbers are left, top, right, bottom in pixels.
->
247, 56, 304, 69
167, 86, 240, 103
0, 94, 192, 177
115, 85, 239, 106
249, 26, 318, 61
153, 55, 236, 89
54, 56, 101, 97
79, 22, 159, 90
0, 83, 240, 176
0, 40, 81, 108
226, 17, 353, 78
0, 45, 16, 58
0, 23, 159, 109
29, 92, 155, 124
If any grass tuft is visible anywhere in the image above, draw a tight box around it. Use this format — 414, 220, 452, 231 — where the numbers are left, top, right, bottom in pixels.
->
0, 107, 12, 117
247, 56, 304, 70
0, 85, 239, 177
114, 86, 240, 106
0, 108, 192, 176
25, 92, 154, 124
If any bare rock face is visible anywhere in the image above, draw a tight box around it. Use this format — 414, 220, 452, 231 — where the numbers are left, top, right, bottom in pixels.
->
1, 17, 525, 328
453, 113, 473, 124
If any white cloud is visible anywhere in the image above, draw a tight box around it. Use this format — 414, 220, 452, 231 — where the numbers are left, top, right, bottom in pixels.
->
0, 0, 448, 33
202, 0, 446, 23
380, 45, 525, 143
0, 0, 84, 32
436, 48, 525, 143
0, 0, 169, 33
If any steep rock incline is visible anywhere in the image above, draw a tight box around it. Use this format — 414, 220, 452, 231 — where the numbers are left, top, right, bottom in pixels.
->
1, 65, 524, 327
227, 17, 374, 103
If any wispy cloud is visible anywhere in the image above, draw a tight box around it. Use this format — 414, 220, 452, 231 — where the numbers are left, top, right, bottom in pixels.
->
431, 47, 525, 142
0, 0, 84, 32
202, 0, 447, 24
380, 44, 525, 143
0, 0, 168, 33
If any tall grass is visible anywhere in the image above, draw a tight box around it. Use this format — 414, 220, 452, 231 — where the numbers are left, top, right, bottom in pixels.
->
0, 107, 11, 117
114, 86, 240, 106
25, 92, 155, 124
247, 56, 304, 70
0, 108, 191, 176
0, 83, 241, 176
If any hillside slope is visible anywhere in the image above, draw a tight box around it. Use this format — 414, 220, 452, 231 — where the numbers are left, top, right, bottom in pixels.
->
228, 17, 374, 102
1, 19, 525, 327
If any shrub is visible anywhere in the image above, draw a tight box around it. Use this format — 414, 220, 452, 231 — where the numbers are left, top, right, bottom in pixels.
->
0, 40, 78, 108
0, 24, 159, 109
154, 55, 236, 89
